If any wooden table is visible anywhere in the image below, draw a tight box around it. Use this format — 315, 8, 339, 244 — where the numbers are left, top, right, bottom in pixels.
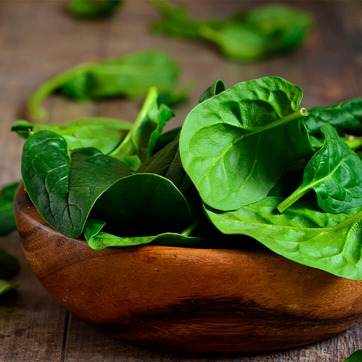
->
0, 0, 361, 360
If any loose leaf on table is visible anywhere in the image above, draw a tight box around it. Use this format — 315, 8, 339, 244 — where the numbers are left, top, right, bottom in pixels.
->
345, 350, 362, 362
0, 279, 18, 297
67, 0, 122, 19
27, 50, 182, 122
304, 98, 362, 135
12, 118, 132, 154
180, 76, 312, 211
198, 79, 226, 103
92, 173, 192, 236
109, 87, 174, 171
278, 125, 362, 214
0, 181, 21, 235
21, 131, 130, 238
0, 248, 20, 279
84, 218, 214, 250
205, 196, 362, 280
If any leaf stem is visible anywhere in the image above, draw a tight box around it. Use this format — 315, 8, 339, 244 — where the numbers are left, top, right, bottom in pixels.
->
181, 223, 197, 237
277, 186, 311, 213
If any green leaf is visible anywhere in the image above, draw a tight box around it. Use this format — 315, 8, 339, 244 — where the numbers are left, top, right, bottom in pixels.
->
84, 218, 212, 250
205, 197, 362, 280
67, 0, 122, 19
345, 350, 362, 362
304, 98, 362, 135
0, 248, 20, 279
0, 279, 18, 296
278, 125, 362, 213
21, 131, 130, 238
12, 118, 132, 154
27, 50, 182, 122
180, 76, 311, 211
198, 79, 225, 103
0, 182, 20, 235
110, 87, 174, 171
92, 173, 192, 236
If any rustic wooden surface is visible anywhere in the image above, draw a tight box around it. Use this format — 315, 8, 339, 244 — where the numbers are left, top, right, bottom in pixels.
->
0, 0, 361, 361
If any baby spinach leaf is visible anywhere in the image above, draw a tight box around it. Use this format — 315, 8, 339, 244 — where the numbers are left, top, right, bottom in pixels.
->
345, 350, 362, 362
84, 218, 212, 250
21, 131, 130, 238
28, 50, 182, 122
92, 173, 192, 236
180, 76, 311, 211
304, 98, 362, 135
278, 125, 362, 213
0, 248, 20, 279
0, 279, 18, 296
12, 118, 131, 154
110, 87, 174, 171
0, 182, 21, 235
205, 197, 362, 280
67, 0, 122, 19
198, 79, 225, 103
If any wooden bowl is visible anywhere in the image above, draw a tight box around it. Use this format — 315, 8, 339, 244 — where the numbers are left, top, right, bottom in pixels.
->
14, 184, 362, 353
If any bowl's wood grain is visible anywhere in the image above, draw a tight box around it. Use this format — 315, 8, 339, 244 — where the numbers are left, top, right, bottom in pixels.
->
14, 184, 362, 353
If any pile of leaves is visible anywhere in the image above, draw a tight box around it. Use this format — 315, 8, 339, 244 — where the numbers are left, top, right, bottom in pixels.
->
10, 76, 362, 281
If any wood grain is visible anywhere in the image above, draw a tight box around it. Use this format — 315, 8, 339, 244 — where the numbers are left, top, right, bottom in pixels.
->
14, 184, 362, 354
0, 0, 361, 360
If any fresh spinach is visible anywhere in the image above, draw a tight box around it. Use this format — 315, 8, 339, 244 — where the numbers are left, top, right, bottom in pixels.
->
198, 79, 225, 103
179, 76, 311, 211
27, 50, 186, 122
91, 173, 192, 236
21, 131, 130, 238
205, 198, 362, 280
68, 0, 122, 19
278, 125, 362, 213
109, 87, 174, 171
85, 218, 213, 250
150, 1, 313, 61
304, 98, 362, 135
345, 350, 362, 362
0, 182, 21, 235
12, 118, 131, 155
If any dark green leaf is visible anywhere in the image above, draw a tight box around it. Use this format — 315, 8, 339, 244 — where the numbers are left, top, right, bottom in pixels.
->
84, 218, 212, 250
153, 127, 181, 154
92, 173, 192, 236
0, 279, 18, 296
12, 118, 132, 154
27, 50, 182, 122
345, 350, 362, 362
110, 87, 174, 171
0, 248, 20, 279
68, 0, 122, 19
0, 182, 20, 235
305, 98, 362, 135
21, 131, 130, 238
278, 125, 362, 213
205, 197, 362, 280
198, 79, 226, 103
180, 76, 311, 211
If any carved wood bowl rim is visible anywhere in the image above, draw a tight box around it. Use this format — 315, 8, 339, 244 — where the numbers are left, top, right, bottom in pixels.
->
14, 184, 362, 354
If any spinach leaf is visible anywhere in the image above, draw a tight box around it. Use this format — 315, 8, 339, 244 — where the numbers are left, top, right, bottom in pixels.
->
304, 98, 362, 135
153, 126, 181, 154
92, 173, 192, 236
198, 79, 225, 103
0, 248, 20, 279
345, 350, 362, 362
84, 218, 213, 250
28, 50, 183, 122
205, 197, 362, 280
0, 279, 18, 296
12, 118, 131, 154
180, 76, 311, 211
0, 182, 21, 235
110, 87, 174, 171
21, 131, 130, 238
68, 0, 122, 19
278, 125, 362, 213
